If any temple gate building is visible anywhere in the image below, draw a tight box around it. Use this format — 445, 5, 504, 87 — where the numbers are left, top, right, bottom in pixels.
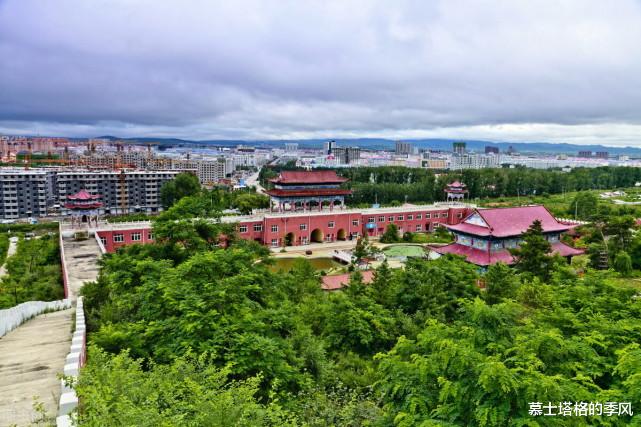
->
266, 171, 352, 212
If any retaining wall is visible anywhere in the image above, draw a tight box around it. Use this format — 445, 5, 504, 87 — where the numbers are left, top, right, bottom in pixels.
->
56, 296, 87, 427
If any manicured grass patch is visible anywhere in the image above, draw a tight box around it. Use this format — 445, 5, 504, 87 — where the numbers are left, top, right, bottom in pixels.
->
383, 244, 426, 258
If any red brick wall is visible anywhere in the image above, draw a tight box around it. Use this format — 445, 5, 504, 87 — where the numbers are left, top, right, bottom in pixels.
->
96, 206, 473, 252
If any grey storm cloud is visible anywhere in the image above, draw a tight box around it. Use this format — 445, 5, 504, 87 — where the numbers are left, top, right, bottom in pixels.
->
2, 0, 641, 145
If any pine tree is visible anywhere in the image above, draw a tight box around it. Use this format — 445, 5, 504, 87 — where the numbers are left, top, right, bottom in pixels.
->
509, 220, 554, 280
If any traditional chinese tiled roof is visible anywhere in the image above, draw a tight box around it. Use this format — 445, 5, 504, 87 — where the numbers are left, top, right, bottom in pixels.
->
448, 181, 466, 187
265, 188, 352, 197
66, 189, 101, 200
448, 206, 570, 238
430, 241, 584, 266
269, 170, 349, 184
321, 270, 374, 291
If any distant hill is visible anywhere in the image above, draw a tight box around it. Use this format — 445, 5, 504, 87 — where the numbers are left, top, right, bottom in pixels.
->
94, 136, 641, 156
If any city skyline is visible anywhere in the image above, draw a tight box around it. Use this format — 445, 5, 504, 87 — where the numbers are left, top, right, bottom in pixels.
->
2, 1, 641, 146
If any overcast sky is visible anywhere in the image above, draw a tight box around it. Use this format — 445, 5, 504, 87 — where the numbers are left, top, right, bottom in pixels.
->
2, 0, 641, 146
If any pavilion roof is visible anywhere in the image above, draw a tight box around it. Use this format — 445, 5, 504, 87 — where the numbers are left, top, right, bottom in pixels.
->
265, 188, 352, 197
269, 170, 349, 184
66, 189, 101, 200
448, 205, 570, 238
431, 241, 584, 266
321, 270, 374, 291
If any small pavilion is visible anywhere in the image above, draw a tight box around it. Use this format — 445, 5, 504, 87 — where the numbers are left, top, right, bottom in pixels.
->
266, 171, 352, 212
64, 189, 102, 227
445, 181, 468, 202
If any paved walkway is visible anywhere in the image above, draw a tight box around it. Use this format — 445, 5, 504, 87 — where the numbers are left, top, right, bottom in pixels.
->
0, 235, 102, 425
0, 308, 74, 426
63, 236, 101, 300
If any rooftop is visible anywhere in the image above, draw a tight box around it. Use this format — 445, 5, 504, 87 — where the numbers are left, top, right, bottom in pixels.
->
269, 170, 349, 184
448, 205, 570, 238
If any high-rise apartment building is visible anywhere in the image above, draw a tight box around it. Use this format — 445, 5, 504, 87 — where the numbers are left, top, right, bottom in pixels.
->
0, 169, 48, 219
453, 142, 467, 155
333, 147, 361, 164
395, 141, 413, 155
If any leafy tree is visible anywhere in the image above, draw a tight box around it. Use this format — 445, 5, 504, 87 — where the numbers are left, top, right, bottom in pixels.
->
352, 234, 375, 264
160, 172, 201, 208
569, 191, 598, 219
379, 224, 400, 243
613, 251, 632, 276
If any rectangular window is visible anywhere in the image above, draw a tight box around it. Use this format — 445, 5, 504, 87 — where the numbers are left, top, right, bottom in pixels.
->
271, 239, 279, 247
328, 221, 335, 228
300, 223, 307, 230
457, 212, 463, 218
397, 215, 404, 221
148, 232, 154, 240
378, 216, 385, 222
368, 217, 375, 223
271, 225, 278, 232
416, 214, 422, 220
442, 212, 448, 218
100, 236, 107, 246
239, 225, 248, 233
415, 224, 422, 231
352, 219, 359, 226
407, 214, 413, 220
131, 232, 141, 241
388, 216, 394, 222
425, 213, 431, 219
253, 224, 262, 231
113, 233, 124, 243
301, 237, 308, 245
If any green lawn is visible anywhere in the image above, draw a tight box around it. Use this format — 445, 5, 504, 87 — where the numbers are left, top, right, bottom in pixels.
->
383, 244, 426, 258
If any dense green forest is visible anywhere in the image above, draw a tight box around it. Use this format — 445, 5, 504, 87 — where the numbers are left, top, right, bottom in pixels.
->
76, 192, 641, 426
0, 234, 63, 308
259, 164, 641, 207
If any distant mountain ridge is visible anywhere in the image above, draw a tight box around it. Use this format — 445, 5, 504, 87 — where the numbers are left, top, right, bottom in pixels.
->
94, 136, 641, 156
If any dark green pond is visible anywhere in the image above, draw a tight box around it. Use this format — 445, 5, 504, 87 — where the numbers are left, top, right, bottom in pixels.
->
270, 257, 342, 272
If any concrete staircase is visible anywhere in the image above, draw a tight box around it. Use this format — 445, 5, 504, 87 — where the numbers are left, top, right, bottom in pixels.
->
0, 308, 73, 426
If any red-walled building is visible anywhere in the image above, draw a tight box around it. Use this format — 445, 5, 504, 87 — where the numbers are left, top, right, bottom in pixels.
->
431, 205, 584, 267
95, 203, 473, 252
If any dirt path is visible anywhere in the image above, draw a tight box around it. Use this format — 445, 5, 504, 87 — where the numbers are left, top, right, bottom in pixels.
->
0, 237, 19, 278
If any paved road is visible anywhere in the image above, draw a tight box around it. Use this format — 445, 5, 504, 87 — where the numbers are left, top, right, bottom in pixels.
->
244, 170, 265, 194
0, 308, 73, 426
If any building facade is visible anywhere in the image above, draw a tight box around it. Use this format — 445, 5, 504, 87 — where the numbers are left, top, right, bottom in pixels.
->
265, 170, 352, 211
0, 169, 48, 219
94, 203, 473, 252
57, 170, 181, 215
431, 205, 583, 267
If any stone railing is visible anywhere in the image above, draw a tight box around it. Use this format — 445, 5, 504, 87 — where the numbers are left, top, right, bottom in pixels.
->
56, 296, 87, 427
94, 232, 107, 255
59, 227, 71, 299
0, 299, 72, 338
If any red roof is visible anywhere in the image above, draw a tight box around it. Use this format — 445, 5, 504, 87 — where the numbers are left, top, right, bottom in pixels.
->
64, 202, 103, 209
265, 188, 352, 197
269, 170, 349, 184
448, 206, 570, 238
448, 181, 466, 187
321, 270, 374, 291
67, 189, 101, 200
431, 242, 584, 266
